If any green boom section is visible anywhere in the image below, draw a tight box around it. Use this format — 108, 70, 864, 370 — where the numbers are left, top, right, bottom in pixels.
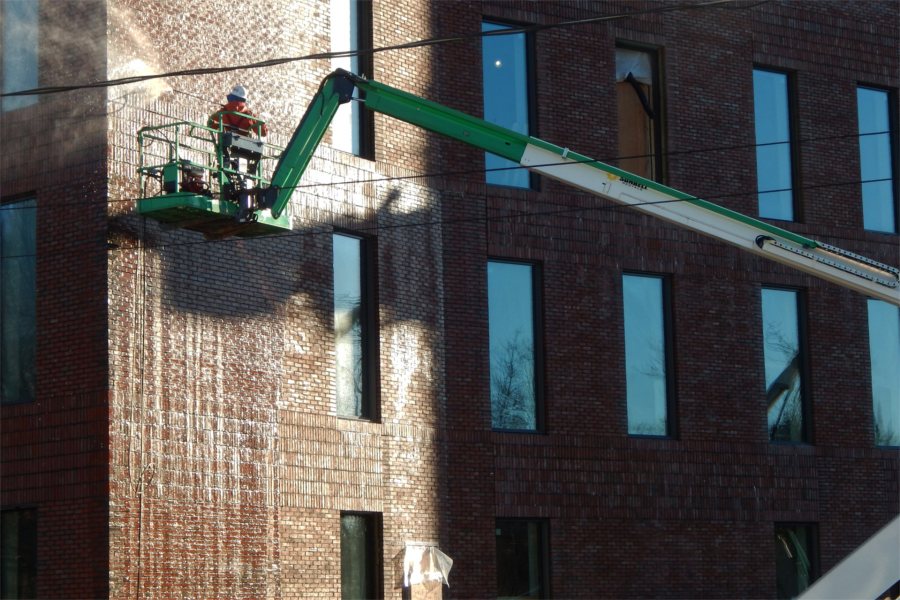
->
267, 73, 356, 218
266, 69, 532, 218
284, 70, 818, 250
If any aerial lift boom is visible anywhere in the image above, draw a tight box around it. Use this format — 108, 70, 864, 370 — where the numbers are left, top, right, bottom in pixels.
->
137, 69, 900, 306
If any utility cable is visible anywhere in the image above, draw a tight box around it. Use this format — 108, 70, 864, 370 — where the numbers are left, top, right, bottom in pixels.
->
0, 175, 894, 262
0, 128, 890, 214
0, 0, 760, 99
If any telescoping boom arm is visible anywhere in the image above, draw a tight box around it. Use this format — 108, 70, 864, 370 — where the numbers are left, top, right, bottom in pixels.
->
260, 69, 899, 306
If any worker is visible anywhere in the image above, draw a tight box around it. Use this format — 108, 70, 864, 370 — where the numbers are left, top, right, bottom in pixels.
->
208, 85, 270, 223
207, 85, 268, 137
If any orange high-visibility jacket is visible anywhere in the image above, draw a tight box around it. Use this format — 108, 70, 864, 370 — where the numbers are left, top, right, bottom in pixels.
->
207, 100, 268, 137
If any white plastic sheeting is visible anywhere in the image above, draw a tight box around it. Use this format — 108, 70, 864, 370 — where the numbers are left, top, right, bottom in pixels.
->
403, 543, 453, 588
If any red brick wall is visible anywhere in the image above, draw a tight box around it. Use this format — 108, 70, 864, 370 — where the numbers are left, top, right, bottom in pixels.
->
0, 1, 110, 597
2, 0, 897, 598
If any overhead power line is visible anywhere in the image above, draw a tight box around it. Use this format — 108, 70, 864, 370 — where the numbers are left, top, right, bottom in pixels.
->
0, 175, 893, 261
0, 0, 759, 98
0, 128, 889, 215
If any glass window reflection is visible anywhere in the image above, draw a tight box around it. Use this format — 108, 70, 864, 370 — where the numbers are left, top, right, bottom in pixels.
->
495, 519, 548, 599
761, 288, 805, 442
488, 261, 538, 430
857, 87, 896, 232
2, 0, 39, 112
1, 199, 36, 405
867, 300, 900, 446
754, 69, 794, 221
334, 233, 367, 418
775, 524, 816, 599
482, 21, 531, 188
623, 274, 669, 436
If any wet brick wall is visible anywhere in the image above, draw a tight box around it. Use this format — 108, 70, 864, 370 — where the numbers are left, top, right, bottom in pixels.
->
2, 0, 897, 598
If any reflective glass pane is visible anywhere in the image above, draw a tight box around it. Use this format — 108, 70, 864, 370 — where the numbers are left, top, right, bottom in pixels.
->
482, 21, 530, 188
867, 300, 900, 446
761, 289, 804, 442
496, 520, 547, 599
488, 261, 537, 430
334, 234, 365, 417
775, 524, 814, 599
623, 275, 668, 435
754, 70, 794, 220
1, 0, 39, 111
341, 514, 377, 600
331, 0, 367, 155
1, 199, 37, 404
1, 509, 37, 599
857, 87, 896, 232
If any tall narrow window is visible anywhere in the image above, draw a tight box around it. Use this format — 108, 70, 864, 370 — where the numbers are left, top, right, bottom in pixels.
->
488, 261, 541, 431
331, 0, 374, 158
1, 509, 38, 599
616, 46, 663, 181
623, 274, 673, 436
857, 86, 897, 233
1, 0, 38, 112
754, 69, 795, 221
761, 288, 807, 443
774, 524, 817, 599
482, 20, 532, 188
341, 512, 382, 600
1, 199, 37, 405
867, 300, 900, 446
333, 233, 377, 419
495, 519, 548, 599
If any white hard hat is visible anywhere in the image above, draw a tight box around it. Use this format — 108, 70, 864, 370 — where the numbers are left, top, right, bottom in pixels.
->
229, 85, 248, 101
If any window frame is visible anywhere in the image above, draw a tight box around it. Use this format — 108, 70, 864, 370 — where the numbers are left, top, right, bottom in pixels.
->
330, 0, 375, 159
332, 230, 380, 421
340, 511, 383, 600
487, 258, 545, 433
774, 522, 819, 599
1, 196, 37, 406
760, 286, 812, 444
481, 18, 538, 190
1, 0, 40, 113
856, 83, 899, 233
622, 272, 677, 438
615, 41, 667, 184
753, 66, 801, 222
0, 507, 38, 599
866, 299, 900, 447
495, 517, 550, 599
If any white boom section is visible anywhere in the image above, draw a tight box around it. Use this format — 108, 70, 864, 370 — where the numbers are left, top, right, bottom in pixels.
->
797, 515, 899, 600
520, 145, 900, 306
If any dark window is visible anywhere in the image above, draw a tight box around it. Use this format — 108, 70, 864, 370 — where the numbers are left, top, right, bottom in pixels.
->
495, 519, 548, 599
761, 288, 808, 443
616, 45, 664, 181
754, 69, 796, 221
332, 0, 374, 158
623, 274, 674, 436
1, 199, 36, 405
775, 523, 817, 599
1, 509, 37, 599
482, 20, 533, 189
857, 86, 897, 232
1, 0, 38, 112
341, 512, 382, 600
488, 260, 542, 431
867, 300, 900, 446
333, 232, 378, 419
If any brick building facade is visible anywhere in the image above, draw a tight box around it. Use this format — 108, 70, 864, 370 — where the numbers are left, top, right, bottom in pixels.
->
1, 0, 897, 598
